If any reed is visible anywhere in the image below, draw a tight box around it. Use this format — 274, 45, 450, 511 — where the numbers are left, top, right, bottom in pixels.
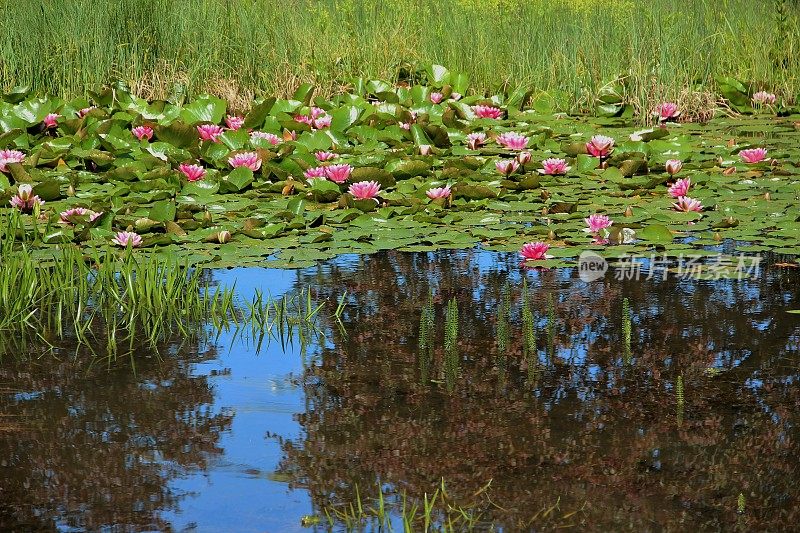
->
0, 0, 795, 113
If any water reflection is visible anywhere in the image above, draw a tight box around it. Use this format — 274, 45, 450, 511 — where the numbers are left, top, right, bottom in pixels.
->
1, 249, 799, 530
282, 250, 800, 530
0, 340, 231, 530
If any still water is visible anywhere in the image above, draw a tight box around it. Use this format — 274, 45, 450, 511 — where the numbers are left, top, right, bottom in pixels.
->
1, 249, 799, 531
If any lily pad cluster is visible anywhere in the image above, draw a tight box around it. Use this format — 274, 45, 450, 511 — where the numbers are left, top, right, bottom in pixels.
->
0, 68, 798, 268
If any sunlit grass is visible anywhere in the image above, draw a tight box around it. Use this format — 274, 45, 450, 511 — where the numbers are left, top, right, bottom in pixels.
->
0, 0, 795, 112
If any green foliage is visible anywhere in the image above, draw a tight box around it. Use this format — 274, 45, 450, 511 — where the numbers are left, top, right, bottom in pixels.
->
0, 0, 798, 112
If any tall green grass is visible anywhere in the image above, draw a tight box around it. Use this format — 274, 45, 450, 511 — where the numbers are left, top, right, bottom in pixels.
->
0, 0, 796, 111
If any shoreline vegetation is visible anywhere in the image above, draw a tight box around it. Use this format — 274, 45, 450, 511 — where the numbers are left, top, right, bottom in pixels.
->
0, 0, 798, 115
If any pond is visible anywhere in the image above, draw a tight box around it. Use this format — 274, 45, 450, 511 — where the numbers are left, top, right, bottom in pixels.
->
2, 249, 799, 531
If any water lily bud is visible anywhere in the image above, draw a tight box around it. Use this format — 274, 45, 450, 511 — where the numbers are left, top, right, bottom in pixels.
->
764, 192, 771, 201
418, 144, 432, 156
541, 207, 549, 215
282, 182, 295, 196
203, 210, 212, 223
723, 167, 736, 176
516, 151, 532, 165
548, 230, 556, 240
624, 206, 633, 217
67, 184, 76, 196
540, 189, 550, 200
665, 159, 683, 176
217, 230, 232, 244
713, 232, 722, 241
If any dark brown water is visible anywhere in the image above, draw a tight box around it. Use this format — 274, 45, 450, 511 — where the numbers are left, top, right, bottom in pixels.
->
1, 250, 799, 531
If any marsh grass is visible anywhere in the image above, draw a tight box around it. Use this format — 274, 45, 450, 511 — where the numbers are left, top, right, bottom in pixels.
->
0, 0, 796, 113
0, 245, 325, 358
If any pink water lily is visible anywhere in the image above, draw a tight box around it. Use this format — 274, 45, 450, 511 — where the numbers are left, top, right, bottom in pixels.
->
668, 178, 692, 198
419, 144, 432, 156
9, 184, 44, 212
112, 231, 143, 248
313, 114, 332, 129
495, 159, 519, 176
399, 122, 411, 130
426, 185, 452, 199
348, 180, 381, 200
586, 135, 615, 158
250, 131, 281, 145
59, 207, 102, 225
315, 151, 337, 161
197, 124, 224, 142
228, 152, 262, 171
520, 241, 550, 261
43, 113, 60, 129
496, 131, 529, 150
665, 159, 683, 176
539, 158, 571, 175
131, 125, 153, 141
179, 163, 206, 182
466, 132, 487, 150
304, 166, 327, 180
325, 163, 353, 184
655, 102, 680, 122
672, 196, 703, 212
752, 91, 776, 105
0, 149, 25, 172
739, 148, 767, 164
473, 105, 503, 119
430, 92, 444, 104
516, 151, 532, 165
225, 115, 245, 130
77, 106, 96, 118
585, 214, 613, 234
295, 114, 313, 126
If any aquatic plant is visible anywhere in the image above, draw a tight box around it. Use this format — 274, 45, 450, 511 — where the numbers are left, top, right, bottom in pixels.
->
496, 132, 529, 150
585, 214, 613, 235
586, 135, 615, 158
111, 231, 143, 248
131, 125, 153, 141
444, 297, 459, 391
348, 181, 381, 200
228, 152, 262, 170
0, 149, 25, 172
667, 178, 691, 198
472, 105, 502, 119
539, 158, 571, 175
664, 159, 683, 176
739, 148, 768, 164
179, 163, 206, 182
622, 297, 632, 364
520, 242, 550, 261
426, 185, 452, 200
672, 196, 703, 213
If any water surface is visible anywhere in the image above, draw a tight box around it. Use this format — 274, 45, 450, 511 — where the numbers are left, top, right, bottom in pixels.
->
1, 249, 799, 531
